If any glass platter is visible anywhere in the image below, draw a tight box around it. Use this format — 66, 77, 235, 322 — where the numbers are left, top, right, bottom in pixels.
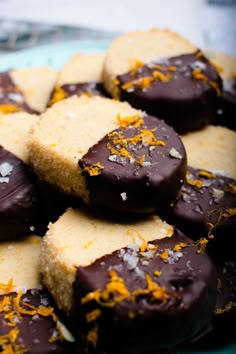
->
0, 40, 235, 354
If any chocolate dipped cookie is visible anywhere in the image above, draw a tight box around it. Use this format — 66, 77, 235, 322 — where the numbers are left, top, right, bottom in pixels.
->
28, 95, 187, 214
40, 208, 217, 352
0, 236, 76, 353
103, 28, 222, 134
211, 51, 236, 131
48, 52, 108, 107
161, 166, 236, 260
0, 145, 38, 240
0, 67, 58, 114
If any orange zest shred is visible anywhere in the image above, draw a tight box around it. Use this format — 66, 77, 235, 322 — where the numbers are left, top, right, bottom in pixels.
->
185, 171, 203, 189
82, 162, 104, 176
116, 114, 144, 128
198, 170, 216, 179
0, 289, 63, 353
222, 207, 236, 218
224, 182, 236, 195
215, 301, 236, 315
159, 249, 169, 260
194, 238, 208, 253
85, 309, 101, 323
153, 70, 172, 82
153, 270, 162, 277
86, 326, 98, 348
0, 104, 21, 114
192, 68, 221, 96
107, 128, 165, 166
129, 59, 144, 75
0, 278, 15, 295
47, 86, 68, 106
126, 228, 150, 252
217, 278, 222, 290
81, 270, 173, 309
173, 242, 188, 252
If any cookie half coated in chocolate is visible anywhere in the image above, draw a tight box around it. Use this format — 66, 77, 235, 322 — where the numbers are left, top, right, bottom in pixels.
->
0, 146, 38, 240
71, 229, 217, 353
0, 71, 36, 114
182, 259, 236, 350
0, 288, 77, 354
28, 96, 186, 214
117, 51, 222, 134
79, 114, 187, 214
162, 166, 236, 260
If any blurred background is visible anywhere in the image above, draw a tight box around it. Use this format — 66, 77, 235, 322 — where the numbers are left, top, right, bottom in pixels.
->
0, 0, 235, 56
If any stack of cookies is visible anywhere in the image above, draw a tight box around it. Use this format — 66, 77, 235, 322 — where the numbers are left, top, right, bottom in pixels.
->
0, 28, 235, 354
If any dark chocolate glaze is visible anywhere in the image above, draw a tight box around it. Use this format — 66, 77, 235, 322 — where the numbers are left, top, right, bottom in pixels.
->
181, 259, 236, 350
0, 288, 78, 354
48, 82, 110, 107
0, 145, 38, 240
71, 229, 217, 352
214, 77, 236, 131
79, 114, 187, 214
161, 166, 236, 260
0, 71, 37, 114
117, 51, 222, 134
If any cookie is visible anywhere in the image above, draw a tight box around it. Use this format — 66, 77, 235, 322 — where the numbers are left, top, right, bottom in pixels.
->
0, 67, 58, 114
183, 259, 236, 350
48, 53, 107, 107
161, 166, 236, 260
103, 28, 222, 134
0, 112, 38, 163
40, 208, 217, 352
181, 125, 236, 179
211, 51, 236, 130
0, 145, 38, 240
0, 235, 42, 291
0, 236, 76, 353
28, 95, 187, 214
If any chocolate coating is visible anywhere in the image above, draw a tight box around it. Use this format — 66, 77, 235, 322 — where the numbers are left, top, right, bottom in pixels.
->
0, 71, 37, 114
71, 229, 217, 352
162, 166, 236, 260
215, 77, 236, 130
48, 82, 109, 107
117, 52, 222, 134
0, 288, 77, 353
182, 259, 236, 350
0, 145, 38, 240
79, 114, 187, 214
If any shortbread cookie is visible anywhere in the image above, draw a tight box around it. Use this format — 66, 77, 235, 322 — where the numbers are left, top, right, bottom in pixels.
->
48, 53, 107, 107
0, 236, 76, 353
0, 146, 38, 240
40, 208, 217, 352
0, 235, 41, 290
162, 166, 236, 260
0, 112, 38, 163
0, 67, 57, 114
28, 95, 187, 214
103, 28, 222, 134
0, 112, 79, 237
211, 51, 236, 130
181, 125, 236, 179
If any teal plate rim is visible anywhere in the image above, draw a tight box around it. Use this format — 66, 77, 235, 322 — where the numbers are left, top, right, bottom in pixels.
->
0, 40, 235, 354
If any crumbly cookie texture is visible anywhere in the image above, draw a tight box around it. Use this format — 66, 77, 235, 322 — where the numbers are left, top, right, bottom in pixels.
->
211, 51, 236, 80
0, 235, 42, 294
40, 208, 173, 313
57, 52, 105, 86
103, 27, 197, 95
0, 112, 38, 163
10, 67, 58, 113
27, 95, 142, 200
181, 125, 236, 178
